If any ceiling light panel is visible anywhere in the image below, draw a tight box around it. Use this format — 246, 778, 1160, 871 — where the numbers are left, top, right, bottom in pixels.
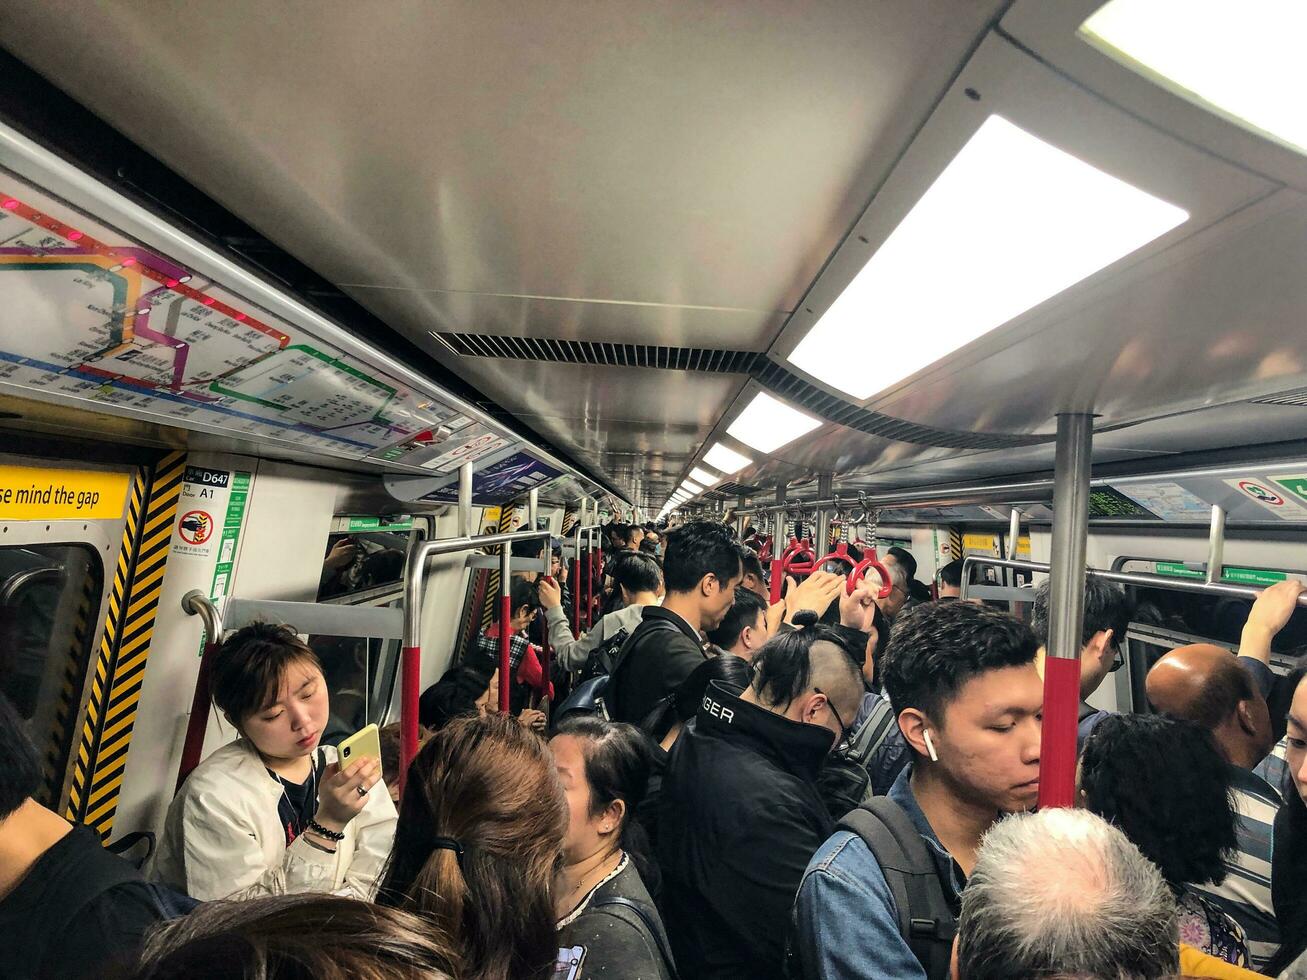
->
703, 442, 753, 474
725, 391, 823, 454
1081, 0, 1307, 154
786, 113, 1189, 401
681, 480, 704, 495
689, 467, 721, 487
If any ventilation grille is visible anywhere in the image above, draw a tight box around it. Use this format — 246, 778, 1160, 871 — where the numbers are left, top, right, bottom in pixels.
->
703, 481, 763, 501
434, 332, 760, 373
437, 330, 1051, 451
1251, 387, 1307, 408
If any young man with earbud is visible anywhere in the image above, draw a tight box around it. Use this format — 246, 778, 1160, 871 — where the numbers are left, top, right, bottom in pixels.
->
792, 601, 1043, 980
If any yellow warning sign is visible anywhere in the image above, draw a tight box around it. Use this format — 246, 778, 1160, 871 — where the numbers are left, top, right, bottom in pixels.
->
963, 533, 1000, 556
0, 464, 129, 521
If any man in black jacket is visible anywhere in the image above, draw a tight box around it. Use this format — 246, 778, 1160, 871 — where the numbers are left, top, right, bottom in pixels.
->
0, 693, 170, 979
656, 615, 865, 979
606, 520, 742, 724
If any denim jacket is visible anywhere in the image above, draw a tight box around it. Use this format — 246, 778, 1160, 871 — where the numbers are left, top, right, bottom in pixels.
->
792, 766, 965, 980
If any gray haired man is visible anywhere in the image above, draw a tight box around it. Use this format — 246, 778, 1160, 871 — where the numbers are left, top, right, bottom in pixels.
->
955, 808, 1179, 980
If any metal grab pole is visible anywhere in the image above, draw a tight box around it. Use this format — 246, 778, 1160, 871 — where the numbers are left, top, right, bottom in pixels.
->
399, 528, 551, 796
499, 544, 512, 713
1040, 414, 1093, 810
175, 591, 224, 793
585, 527, 595, 629
1206, 505, 1226, 584
458, 462, 474, 538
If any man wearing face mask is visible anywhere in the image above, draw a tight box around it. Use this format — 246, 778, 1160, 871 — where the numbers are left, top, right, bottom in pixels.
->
793, 601, 1043, 980
656, 612, 864, 980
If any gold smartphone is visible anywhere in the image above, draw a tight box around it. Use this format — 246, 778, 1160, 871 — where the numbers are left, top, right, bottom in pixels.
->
336, 723, 381, 770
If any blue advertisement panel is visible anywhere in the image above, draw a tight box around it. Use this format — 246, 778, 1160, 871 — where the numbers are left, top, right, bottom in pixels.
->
419, 451, 563, 504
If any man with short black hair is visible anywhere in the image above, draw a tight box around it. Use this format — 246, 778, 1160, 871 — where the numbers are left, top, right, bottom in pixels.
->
1031, 573, 1133, 748
738, 549, 769, 602
706, 586, 770, 659
955, 808, 1179, 980
606, 520, 742, 724
876, 558, 912, 621
794, 601, 1042, 980
0, 694, 170, 979
541, 551, 663, 672
937, 558, 964, 600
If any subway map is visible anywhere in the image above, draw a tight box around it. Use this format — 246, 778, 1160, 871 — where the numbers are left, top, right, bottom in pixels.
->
0, 172, 509, 467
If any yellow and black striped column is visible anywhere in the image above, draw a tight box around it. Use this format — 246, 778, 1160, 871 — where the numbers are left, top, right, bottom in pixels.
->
481, 504, 517, 632
67, 451, 185, 838
948, 526, 964, 560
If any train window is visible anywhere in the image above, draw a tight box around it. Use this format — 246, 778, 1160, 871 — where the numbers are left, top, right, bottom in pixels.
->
317, 528, 411, 601
306, 630, 401, 746
0, 543, 103, 805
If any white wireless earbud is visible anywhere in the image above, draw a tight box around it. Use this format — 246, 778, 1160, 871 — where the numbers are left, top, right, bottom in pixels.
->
923, 730, 939, 762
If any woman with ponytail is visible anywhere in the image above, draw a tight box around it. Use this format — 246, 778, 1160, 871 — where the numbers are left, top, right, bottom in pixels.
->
550, 717, 676, 979
376, 713, 566, 980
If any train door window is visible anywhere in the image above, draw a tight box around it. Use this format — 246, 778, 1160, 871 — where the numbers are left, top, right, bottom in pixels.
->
1118, 557, 1307, 712
317, 524, 414, 602
306, 631, 401, 745
0, 543, 103, 806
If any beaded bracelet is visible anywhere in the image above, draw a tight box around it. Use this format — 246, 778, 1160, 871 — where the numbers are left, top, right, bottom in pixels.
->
307, 819, 345, 842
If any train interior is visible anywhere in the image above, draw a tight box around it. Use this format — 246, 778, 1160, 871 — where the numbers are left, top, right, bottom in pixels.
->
0, 0, 1305, 877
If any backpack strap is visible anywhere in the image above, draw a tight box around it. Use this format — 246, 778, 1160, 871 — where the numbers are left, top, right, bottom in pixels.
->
837, 798, 957, 980
844, 696, 896, 765
592, 894, 679, 980
606, 617, 685, 717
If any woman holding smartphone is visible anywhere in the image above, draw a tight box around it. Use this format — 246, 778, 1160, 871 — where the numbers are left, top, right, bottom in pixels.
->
151, 622, 397, 901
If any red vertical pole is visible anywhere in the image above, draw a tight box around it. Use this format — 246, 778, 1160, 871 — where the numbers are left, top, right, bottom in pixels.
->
1039, 656, 1080, 808
571, 558, 582, 637
585, 539, 594, 629
176, 640, 218, 793
539, 606, 552, 711
498, 595, 512, 713
770, 558, 783, 605
399, 643, 420, 797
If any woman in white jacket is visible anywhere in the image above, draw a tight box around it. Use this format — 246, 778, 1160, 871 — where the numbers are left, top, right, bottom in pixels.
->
151, 622, 397, 901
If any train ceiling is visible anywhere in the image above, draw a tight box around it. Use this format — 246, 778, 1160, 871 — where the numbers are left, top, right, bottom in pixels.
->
3, 0, 1307, 516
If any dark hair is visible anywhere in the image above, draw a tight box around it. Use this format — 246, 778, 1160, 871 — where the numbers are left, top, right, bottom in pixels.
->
887, 546, 917, 581
705, 586, 768, 650
419, 663, 494, 731
210, 622, 322, 726
510, 538, 545, 559
881, 601, 1038, 722
553, 716, 660, 893
1032, 573, 1134, 648
1155, 650, 1257, 730
738, 548, 765, 582
377, 714, 566, 980
624, 525, 644, 545
751, 611, 861, 709
1270, 666, 1307, 973
638, 538, 658, 554
510, 577, 540, 617
611, 552, 663, 596
938, 558, 964, 589
1080, 713, 1237, 890
662, 520, 742, 594
129, 893, 455, 980
643, 655, 753, 742
0, 693, 39, 820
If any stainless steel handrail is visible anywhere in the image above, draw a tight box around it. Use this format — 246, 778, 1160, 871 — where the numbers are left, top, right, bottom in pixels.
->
180, 590, 224, 644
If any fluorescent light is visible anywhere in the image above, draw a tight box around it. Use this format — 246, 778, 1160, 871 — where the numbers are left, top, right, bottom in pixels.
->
786, 114, 1188, 400
689, 467, 721, 487
703, 442, 753, 474
681, 480, 704, 495
1082, 0, 1307, 154
726, 391, 823, 453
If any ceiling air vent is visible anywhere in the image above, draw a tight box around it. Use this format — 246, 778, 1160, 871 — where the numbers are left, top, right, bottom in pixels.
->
433, 332, 760, 373
1250, 387, 1307, 408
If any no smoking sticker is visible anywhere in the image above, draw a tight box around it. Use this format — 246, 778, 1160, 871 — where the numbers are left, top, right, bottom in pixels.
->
178, 510, 214, 545
1223, 478, 1307, 520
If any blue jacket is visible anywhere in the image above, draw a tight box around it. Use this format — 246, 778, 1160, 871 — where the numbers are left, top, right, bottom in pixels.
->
793, 766, 966, 980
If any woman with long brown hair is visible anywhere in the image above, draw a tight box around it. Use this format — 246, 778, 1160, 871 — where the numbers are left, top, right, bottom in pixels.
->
377, 713, 567, 980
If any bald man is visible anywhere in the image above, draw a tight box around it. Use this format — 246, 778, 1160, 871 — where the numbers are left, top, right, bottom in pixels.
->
1145, 579, 1306, 971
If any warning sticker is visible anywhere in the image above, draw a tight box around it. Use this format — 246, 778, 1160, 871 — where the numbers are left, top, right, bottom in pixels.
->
1271, 474, 1307, 507
178, 510, 214, 545
1223, 478, 1307, 521
0, 464, 129, 521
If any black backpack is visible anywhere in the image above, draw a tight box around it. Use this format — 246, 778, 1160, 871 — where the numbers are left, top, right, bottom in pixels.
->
816, 694, 898, 817
837, 798, 958, 980
581, 626, 631, 681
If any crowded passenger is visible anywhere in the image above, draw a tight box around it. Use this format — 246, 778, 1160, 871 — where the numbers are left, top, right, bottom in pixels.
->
705, 584, 770, 658
1080, 713, 1251, 967
955, 808, 1180, 980
377, 713, 566, 980
739, 549, 770, 601
1030, 573, 1134, 749
474, 577, 552, 711
936, 558, 964, 600
1269, 662, 1307, 975
152, 623, 397, 901
541, 551, 663, 675
657, 614, 863, 979
127, 893, 455, 980
794, 600, 1042, 980
876, 556, 912, 622
419, 663, 545, 734
550, 717, 674, 979
0, 693, 174, 980
885, 546, 932, 605
605, 520, 742, 725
